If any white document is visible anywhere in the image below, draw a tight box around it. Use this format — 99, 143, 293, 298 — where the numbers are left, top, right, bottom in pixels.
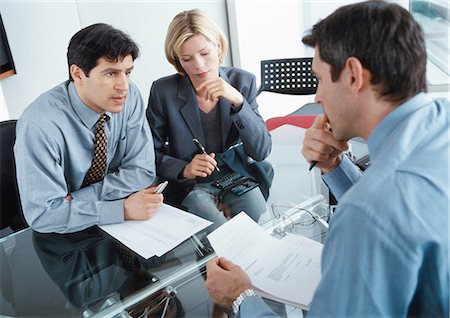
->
207, 212, 322, 309
100, 203, 212, 259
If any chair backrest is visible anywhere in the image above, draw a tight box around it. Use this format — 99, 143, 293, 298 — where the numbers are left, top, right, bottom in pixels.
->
265, 115, 317, 131
257, 57, 318, 96
0, 120, 28, 231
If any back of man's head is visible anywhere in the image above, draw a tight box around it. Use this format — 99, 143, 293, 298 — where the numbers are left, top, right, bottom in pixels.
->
302, 0, 427, 103
67, 23, 140, 81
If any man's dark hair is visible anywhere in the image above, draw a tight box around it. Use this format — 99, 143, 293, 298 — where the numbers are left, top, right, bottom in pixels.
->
302, 0, 427, 103
67, 23, 140, 81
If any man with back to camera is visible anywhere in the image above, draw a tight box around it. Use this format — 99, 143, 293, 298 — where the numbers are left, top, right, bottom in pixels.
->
205, 1, 449, 317
14, 23, 163, 234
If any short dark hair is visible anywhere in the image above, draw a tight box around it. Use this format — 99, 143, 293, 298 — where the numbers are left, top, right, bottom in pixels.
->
302, 0, 427, 103
67, 23, 140, 81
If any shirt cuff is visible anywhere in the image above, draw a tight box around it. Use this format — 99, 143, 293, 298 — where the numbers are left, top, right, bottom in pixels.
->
322, 155, 362, 200
238, 294, 274, 317
98, 199, 125, 225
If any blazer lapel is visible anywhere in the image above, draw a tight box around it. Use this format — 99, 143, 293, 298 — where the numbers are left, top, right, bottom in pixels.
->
178, 75, 205, 143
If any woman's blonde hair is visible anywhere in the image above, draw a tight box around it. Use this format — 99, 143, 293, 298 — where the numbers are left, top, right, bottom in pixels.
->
164, 9, 229, 75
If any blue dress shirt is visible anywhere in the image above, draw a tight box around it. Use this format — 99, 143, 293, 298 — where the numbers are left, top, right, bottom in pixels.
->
14, 81, 156, 233
239, 93, 449, 317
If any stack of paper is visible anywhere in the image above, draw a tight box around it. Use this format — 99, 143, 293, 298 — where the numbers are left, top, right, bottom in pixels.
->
207, 212, 322, 309
100, 203, 212, 259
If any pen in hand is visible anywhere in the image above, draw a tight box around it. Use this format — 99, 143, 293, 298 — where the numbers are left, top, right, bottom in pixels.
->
192, 138, 220, 172
308, 116, 332, 173
154, 181, 168, 194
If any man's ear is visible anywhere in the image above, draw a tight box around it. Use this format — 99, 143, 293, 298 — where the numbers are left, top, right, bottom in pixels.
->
70, 64, 84, 83
346, 57, 365, 91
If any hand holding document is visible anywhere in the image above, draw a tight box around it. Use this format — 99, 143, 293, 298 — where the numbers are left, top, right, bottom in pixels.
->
101, 203, 212, 259
207, 212, 323, 309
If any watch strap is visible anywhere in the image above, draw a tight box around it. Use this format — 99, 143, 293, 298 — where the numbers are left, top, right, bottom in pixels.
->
232, 289, 257, 315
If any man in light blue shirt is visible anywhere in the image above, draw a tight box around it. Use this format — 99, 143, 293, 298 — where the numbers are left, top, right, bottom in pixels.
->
205, 1, 449, 317
14, 23, 163, 233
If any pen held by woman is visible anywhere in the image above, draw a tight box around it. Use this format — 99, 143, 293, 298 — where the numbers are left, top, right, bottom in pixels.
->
192, 138, 221, 172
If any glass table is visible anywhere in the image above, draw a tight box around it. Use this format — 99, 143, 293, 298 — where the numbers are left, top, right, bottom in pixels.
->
0, 195, 329, 317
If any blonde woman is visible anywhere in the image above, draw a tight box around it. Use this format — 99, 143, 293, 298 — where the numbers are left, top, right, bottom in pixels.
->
146, 9, 272, 230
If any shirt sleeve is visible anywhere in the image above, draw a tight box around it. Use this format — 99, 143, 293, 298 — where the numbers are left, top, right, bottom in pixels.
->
321, 155, 362, 200
14, 84, 155, 234
239, 295, 280, 317
308, 201, 419, 317
15, 120, 124, 233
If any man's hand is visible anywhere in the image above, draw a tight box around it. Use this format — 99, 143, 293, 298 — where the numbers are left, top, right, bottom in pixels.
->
302, 114, 349, 174
183, 153, 218, 179
123, 186, 163, 220
205, 257, 252, 310
196, 78, 244, 106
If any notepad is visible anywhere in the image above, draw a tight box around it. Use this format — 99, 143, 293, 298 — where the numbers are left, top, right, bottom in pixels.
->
100, 204, 212, 259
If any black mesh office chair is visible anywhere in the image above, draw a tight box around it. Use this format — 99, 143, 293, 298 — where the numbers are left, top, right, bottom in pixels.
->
257, 57, 318, 96
258, 58, 331, 207
0, 120, 28, 233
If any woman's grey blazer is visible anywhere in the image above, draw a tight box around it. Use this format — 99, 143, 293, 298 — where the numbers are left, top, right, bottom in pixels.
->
146, 66, 272, 205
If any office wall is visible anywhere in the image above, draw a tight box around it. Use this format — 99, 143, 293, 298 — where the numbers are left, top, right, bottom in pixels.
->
0, 82, 8, 119
228, 1, 309, 120
0, 0, 230, 119
230, 0, 411, 120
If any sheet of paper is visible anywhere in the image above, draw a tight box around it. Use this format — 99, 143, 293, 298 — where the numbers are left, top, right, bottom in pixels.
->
100, 203, 212, 259
207, 212, 322, 309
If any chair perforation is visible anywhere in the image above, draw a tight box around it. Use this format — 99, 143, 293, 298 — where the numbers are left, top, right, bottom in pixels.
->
258, 57, 317, 95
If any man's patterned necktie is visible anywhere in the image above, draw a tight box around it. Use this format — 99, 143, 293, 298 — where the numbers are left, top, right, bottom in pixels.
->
82, 113, 107, 187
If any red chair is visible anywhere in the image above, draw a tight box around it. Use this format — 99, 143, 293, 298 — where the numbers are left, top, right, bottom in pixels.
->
265, 115, 316, 131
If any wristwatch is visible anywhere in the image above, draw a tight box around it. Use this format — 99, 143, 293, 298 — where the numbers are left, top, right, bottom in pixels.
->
232, 289, 257, 315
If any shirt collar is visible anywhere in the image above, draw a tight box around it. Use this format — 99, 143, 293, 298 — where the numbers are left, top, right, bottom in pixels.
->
367, 93, 432, 159
68, 81, 111, 129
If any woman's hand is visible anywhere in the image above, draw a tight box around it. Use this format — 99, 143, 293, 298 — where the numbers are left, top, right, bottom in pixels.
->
196, 77, 244, 106
183, 153, 218, 179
